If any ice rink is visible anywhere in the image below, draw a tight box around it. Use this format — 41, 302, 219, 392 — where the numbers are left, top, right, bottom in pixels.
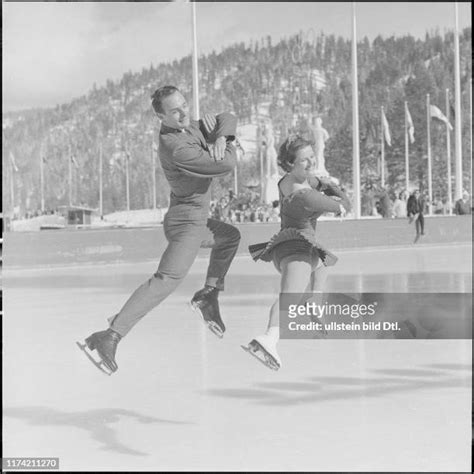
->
3, 242, 472, 472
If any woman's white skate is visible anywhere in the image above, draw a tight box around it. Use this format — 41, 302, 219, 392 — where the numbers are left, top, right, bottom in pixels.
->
241, 335, 281, 371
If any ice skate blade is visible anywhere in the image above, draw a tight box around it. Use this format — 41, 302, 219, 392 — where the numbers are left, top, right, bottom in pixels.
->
76, 341, 113, 376
241, 343, 280, 371
189, 302, 224, 339
251, 340, 281, 370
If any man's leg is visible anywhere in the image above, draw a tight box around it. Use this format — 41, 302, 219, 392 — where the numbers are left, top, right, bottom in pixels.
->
110, 226, 206, 337
189, 219, 240, 337
78, 224, 206, 374
419, 213, 425, 235
204, 218, 241, 290
415, 216, 421, 236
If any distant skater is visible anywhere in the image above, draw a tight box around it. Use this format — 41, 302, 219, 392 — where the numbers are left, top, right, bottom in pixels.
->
407, 189, 425, 243
77, 85, 241, 375
243, 135, 351, 370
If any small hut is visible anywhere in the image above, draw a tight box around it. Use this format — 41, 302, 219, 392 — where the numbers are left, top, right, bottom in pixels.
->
58, 205, 96, 226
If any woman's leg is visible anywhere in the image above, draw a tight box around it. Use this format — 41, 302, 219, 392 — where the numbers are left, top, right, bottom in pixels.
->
306, 260, 328, 308
265, 256, 313, 339
306, 261, 330, 335
309, 260, 329, 293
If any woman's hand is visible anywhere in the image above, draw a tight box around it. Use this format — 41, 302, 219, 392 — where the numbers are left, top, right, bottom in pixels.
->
317, 176, 334, 187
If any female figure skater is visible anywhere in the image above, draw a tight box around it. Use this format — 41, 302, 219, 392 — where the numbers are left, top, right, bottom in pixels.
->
243, 135, 351, 370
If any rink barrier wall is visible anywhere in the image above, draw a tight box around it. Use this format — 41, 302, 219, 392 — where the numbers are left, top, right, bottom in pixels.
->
3, 215, 472, 268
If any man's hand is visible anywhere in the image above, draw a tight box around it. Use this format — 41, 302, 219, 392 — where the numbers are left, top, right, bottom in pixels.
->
210, 136, 226, 161
202, 114, 217, 136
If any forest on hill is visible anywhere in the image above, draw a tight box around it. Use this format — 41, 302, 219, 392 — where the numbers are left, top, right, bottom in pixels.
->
3, 27, 471, 214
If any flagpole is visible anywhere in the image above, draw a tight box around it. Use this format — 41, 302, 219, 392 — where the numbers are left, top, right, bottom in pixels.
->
152, 138, 157, 209
40, 144, 45, 213
470, 78, 472, 206
191, 1, 200, 120
68, 143, 73, 207
10, 158, 15, 218
381, 106, 385, 188
189, 0, 207, 381
125, 149, 130, 211
404, 102, 409, 193
426, 94, 433, 215
453, 2, 463, 200
234, 145, 239, 195
99, 142, 103, 217
446, 89, 453, 215
189, 0, 207, 377
234, 166, 238, 195
351, 2, 361, 218
260, 144, 264, 203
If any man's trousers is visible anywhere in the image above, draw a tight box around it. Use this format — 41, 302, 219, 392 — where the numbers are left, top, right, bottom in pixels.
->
415, 213, 425, 235
109, 218, 241, 337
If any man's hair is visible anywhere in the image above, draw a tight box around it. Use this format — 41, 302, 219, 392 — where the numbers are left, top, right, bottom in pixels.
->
151, 85, 179, 114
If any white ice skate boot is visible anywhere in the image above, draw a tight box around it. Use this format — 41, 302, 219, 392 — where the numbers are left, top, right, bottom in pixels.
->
241, 334, 281, 371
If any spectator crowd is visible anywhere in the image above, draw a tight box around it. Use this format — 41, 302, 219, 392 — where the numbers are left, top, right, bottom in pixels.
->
210, 190, 280, 224
361, 184, 471, 218
210, 185, 472, 223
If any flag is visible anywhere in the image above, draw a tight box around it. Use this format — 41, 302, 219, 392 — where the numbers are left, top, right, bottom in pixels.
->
10, 151, 19, 172
430, 105, 453, 130
42, 156, 48, 164
381, 108, 391, 146
71, 155, 79, 168
405, 103, 415, 144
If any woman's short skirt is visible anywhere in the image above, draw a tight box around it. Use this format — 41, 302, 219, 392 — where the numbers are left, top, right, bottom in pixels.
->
248, 228, 338, 272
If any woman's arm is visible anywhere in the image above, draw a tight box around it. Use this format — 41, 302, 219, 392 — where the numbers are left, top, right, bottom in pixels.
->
301, 188, 350, 214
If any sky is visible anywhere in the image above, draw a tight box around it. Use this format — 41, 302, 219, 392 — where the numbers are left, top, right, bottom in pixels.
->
2, 1, 472, 112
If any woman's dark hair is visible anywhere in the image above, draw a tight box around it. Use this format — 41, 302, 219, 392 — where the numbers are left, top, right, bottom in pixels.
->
151, 85, 179, 114
277, 134, 313, 172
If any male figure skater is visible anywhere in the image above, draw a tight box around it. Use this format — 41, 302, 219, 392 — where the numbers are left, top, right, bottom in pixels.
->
78, 85, 241, 374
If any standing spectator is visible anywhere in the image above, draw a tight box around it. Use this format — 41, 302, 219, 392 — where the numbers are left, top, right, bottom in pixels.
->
235, 206, 242, 223
249, 208, 256, 223
454, 192, 471, 215
442, 198, 451, 215
407, 189, 425, 243
210, 201, 217, 219
376, 185, 393, 218
361, 184, 376, 216
218, 197, 229, 221
243, 204, 252, 222
269, 200, 280, 222
392, 191, 407, 218
422, 190, 430, 215
433, 196, 444, 215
